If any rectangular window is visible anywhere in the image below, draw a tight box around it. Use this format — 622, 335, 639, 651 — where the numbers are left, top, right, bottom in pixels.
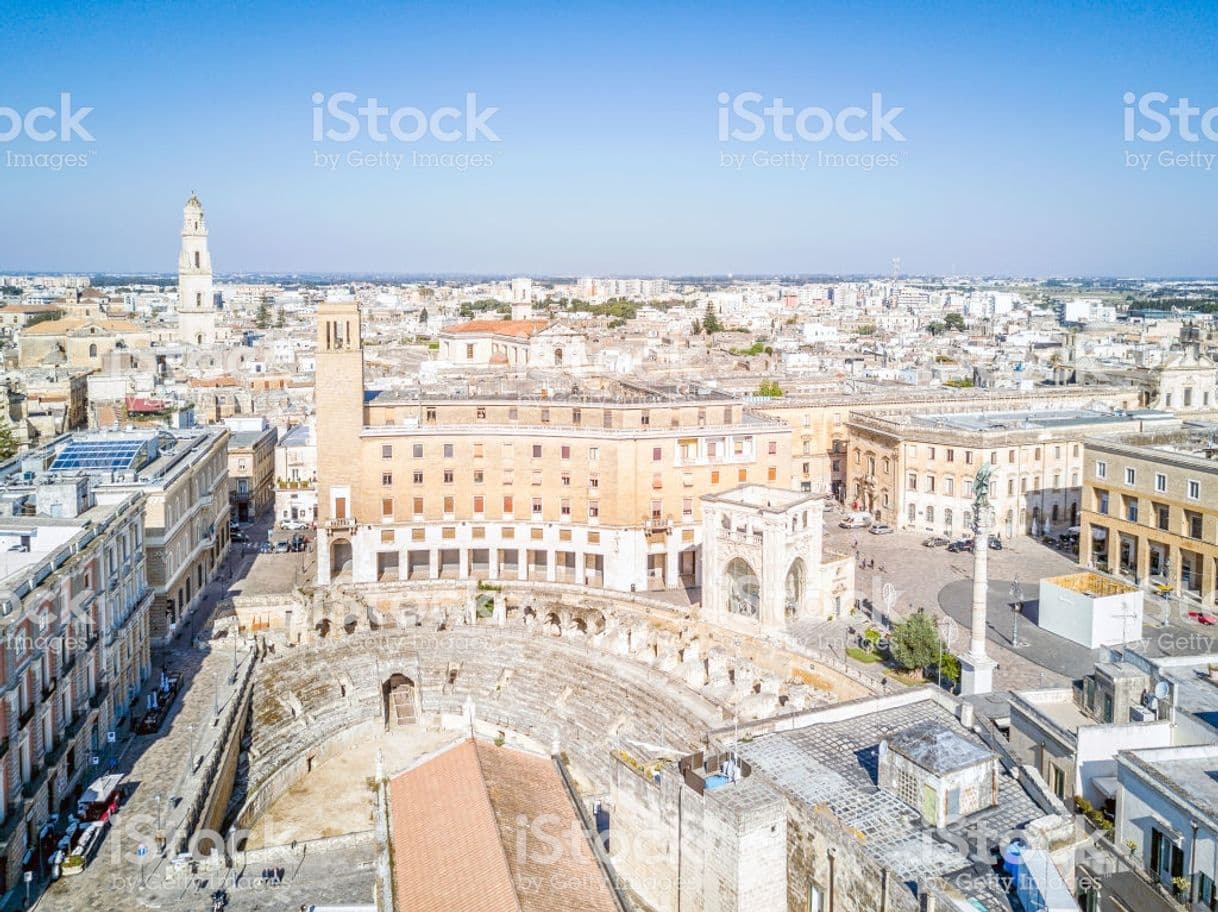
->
1188, 479, 1201, 501
473, 470, 483, 483
425, 407, 436, 422
413, 497, 423, 516
572, 407, 581, 424
1125, 467, 1136, 486
1155, 473, 1167, 493
412, 471, 423, 484
381, 445, 392, 459
1187, 511, 1203, 539
737, 468, 747, 482
768, 441, 778, 455
653, 447, 662, 462
443, 496, 454, 515
561, 472, 570, 486
444, 443, 454, 458
382, 472, 392, 486
532, 444, 542, 458
588, 447, 599, 461
711, 469, 720, 484
443, 469, 454, 484
561, 445, 571, 460
1096, 460, 1107, 479
531, 497, 543, 515
476, 406, 486, 420
509, 406, 518, 420
589, 501, 600, 519
540, 408, 550, 424
473, 495, 484, 514
503, 495, 513, 514
560, 498, 571, 517
413, 443, 424, 458
907, 473, 918, 491
381, 498, 393, 518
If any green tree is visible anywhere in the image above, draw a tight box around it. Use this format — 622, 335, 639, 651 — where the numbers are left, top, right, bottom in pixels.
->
691, 318, 703, 335
927, 321, 946, 336
418, 307, 429, 325
0, 415, 18, 461
275, 307, 286, 328
889, 611, 939, 676
702, 303, 722, 335
255, 300, 271, 329
856, 324, 877, 336
756, 380, 784, 398
944, 312, 966, 331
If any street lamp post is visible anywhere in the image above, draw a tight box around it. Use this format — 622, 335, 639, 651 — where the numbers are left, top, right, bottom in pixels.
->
1010, 578, 1026, 648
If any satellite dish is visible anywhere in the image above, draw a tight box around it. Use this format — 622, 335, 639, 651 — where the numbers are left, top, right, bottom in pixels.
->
1154, 680, 1171, 700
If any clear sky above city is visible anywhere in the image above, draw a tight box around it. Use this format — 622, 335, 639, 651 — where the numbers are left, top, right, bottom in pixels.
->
1, 0, 1216, 276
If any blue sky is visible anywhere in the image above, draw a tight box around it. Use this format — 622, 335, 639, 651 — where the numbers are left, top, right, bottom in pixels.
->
0, 0, 1216, 276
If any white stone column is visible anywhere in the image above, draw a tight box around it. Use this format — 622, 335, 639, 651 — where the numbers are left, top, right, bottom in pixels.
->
488, 547, 499, 580
961, 505, 998, 695
458, 548, 470, 579
428, 548, 439, 580
517, 547, 527, 581
665, 536, 680, 589
575, 550, 586, 586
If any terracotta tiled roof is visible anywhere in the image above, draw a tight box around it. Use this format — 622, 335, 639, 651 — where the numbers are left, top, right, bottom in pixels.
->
388, 739, 521, 912
445, 319, 549, 338
388, 739, 618, 912
476, 742, 619, 912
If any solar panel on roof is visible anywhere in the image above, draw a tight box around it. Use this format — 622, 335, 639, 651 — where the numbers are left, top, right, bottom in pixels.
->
50, 440, 147, 473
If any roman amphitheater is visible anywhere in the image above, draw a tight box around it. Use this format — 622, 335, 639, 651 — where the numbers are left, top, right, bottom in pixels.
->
223, 577, 870, 860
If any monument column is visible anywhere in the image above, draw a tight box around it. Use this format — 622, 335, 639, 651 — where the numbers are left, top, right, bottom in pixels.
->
961, 466, 998, 696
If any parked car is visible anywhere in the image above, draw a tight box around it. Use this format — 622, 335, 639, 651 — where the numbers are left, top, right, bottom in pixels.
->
838, 511, 872, 529
922, 536, 950, 548
258, 541, 273, 554
274, 540, 291, 553
1189, 610, 1217, 626
231, 531, 250, 543
988, 538, 1003, 550
280, 519, 309, 531
868, 523, 894, 535
290, 535, 309, 552
947, 539, 973, 553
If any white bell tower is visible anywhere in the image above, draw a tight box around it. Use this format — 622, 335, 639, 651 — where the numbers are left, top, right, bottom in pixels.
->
177, 193, 217, 346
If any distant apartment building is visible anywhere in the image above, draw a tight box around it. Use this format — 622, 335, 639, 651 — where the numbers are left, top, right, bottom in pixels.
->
274, 423, 317, 525
1080, 426, 1218, 606
0, 474, 150, 895
12, 429, 232, 643
314, 301, 791, 592
224, 417, 277, 523
845, 407, 1175, 539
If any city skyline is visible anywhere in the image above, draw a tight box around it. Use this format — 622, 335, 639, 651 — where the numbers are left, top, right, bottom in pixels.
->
2, 0, 1217, 276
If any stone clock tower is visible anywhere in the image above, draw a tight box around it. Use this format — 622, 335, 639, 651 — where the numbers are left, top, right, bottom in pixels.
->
176, 193, 218, 346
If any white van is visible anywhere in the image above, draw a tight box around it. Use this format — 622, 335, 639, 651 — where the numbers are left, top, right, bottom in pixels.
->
838, 511, 872, 529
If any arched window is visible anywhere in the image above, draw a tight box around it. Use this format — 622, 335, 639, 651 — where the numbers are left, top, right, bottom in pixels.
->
724, 558, 760, 618
881, 457, 890, 475
194, 251, 200, 268
88, 343, 97, 357
907, 504, 916, 524
944, 507, 954, 531
926, 505, 935, 524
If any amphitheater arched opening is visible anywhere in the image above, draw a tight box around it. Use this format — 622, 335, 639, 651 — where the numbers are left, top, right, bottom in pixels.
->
383, 673, 417, 727
315, 617, 332, 638
784, 558, 806, 620
330, 538, 353, 579
725, 557, 760, 618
